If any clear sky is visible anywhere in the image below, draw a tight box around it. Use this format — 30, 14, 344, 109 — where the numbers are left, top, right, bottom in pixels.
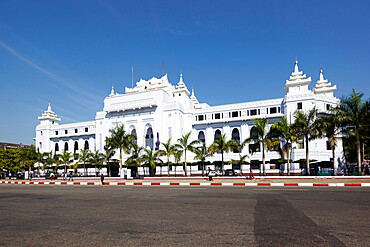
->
0, 0, 369, 144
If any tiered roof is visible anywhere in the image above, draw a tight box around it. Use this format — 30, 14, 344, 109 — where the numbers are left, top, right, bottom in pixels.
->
284, 60, 312, 93
313, 68, 336, 96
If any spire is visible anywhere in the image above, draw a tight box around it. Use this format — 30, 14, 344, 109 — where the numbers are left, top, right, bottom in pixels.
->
175, 73, 190, 96
313, 67, 336, 96
47, 102, 52, 112
109, 86, 115, 97
294, 59, 299, 73
190, 89, 200, 107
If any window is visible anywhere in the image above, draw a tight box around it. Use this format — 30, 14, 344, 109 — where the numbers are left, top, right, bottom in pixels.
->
39, 142, 42, 149
326, 141, 331, 150
297, 138, 304, 149
131, 129, 137, 144
326, 104, 330, 110
232, 111, 238, 118
247, 110, 250, 116
214, 129, 221, 140
84, 140, 89, 150
85, 127, 88, 132
74, 141, 78, 153
198, 115, 204, 121
65, 130, 68, 134
250, 109, 257, 116
278, 107, 281, 113
249, 143, 260, 153
145, 127, 154, 149
198, 131, 205, 146
55, 131, 58, 135
297, 102, 302, 110
231, 128, 240, 153
64, 142, 69, 151
52, 121, 54, 124
258, 109, 260, 115
75, 129, 78, 133
40, 131, 43, 136
55, 143, 59, 152
270, 107, 277, 114
215, 113, 221, 119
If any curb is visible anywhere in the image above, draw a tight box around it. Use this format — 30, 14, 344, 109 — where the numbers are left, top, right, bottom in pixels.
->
1, 180, 369, 187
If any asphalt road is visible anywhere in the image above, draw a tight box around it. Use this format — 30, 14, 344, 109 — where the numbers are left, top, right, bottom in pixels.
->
0, 185, 369, 247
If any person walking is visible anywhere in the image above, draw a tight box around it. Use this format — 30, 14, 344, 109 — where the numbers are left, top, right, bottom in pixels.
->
8, 170, 12, 180
249, 167, 254, 180
100, 173, 105, 185
68, 171, 73, 181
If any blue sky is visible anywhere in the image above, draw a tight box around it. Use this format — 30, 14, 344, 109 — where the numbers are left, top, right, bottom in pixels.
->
0, 0, 369, 144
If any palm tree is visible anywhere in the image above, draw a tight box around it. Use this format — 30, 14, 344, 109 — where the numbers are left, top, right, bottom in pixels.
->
107, 125, 134, 175
243, 118, 276, 176
78, 149, 91, 176
230, 154, 249, 176
318, 111, 342, 176
337, 89, 369, 174
141, 148, 162, 177
173, 149, 183, 177
90, 151, 105, 176
125, 142, 143, 178
43, 151, 55, 172
158, 138, 176, 176
270, 117, 297, 176
35, 149, 44, 177
192, 145, 213, 176
60, 150, 73, 173
210, 133, 238, 174
293, 108, 321, 176
104, 137, 116, 177
175, 132, 200, 177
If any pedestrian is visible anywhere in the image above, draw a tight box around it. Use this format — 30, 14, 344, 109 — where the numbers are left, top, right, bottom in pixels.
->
30, 171, 33, 180
101, 173, 105, 185
8, 170, 12, 180
208, 169, 213, 181
249, 167, 254, 180
50, 172, 54, 180
62, 172, 65, 181
68, 171, 73, 181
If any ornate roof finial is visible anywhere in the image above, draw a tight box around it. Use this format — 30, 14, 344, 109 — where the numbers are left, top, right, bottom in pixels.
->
319, 67, 324, 81
294, 59, 299, 73
48, 102, 52, 112
109, 86, 115, 97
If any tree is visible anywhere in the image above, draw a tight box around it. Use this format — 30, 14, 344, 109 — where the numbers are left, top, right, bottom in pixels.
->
318, 111, 341, 176
192, 145, 213, 176
173, 149, 183, 177
210, 133, 238, 174
243, 118, 276, 176
19, 147, 37, 174
230, 154, 249, 176
43, 151, 55, 172
270, 117, 297, 176
107, 125, 134, 175
158, 138, 176, 176
337, 89, 369, 174
125, 142, 143, 178
78, 149, 91, 176
141, 148, 162, 177
90, 151, 105, 175
104, 137, 116, 177
174, 132, 200, 176
293, 108, 321, 176
35, 149, 44, 177
60, 150, 73, 173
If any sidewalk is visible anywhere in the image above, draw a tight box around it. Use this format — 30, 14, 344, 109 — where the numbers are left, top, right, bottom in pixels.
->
2, 176, 370, 187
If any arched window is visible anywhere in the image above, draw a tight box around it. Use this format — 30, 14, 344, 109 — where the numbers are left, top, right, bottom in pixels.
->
232, 128, 240, 153
74, 141, 78, 153
64, 142, 68, 151
145, 127, 154, 149
214, 129, 221, 141
131, 129, 137, 144
198, 131, 205, 146
249, 127, 260, 153
84, 140, 89, 150
55, 143, 59, 152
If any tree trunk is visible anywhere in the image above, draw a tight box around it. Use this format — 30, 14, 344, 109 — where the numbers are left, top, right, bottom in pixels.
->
287, 147, 290, 176
332, 146, 337, 176
306, 138, 310, 176
108, 163, 111, 177
262, 146, 266, 176
356, 140, 361, 175
167, 156, 170, 177
202, 160, 205, 177
184, 150, 187, 177
119, 148, 123, 176
221, 151, 224, 175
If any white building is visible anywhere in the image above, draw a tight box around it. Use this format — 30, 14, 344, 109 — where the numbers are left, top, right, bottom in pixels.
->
35, 61, 344, 176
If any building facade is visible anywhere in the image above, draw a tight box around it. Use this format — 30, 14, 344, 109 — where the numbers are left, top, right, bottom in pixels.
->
35, 61, 344, 175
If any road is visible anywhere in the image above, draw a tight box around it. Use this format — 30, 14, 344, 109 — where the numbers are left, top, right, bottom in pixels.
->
0, 185, 369, 246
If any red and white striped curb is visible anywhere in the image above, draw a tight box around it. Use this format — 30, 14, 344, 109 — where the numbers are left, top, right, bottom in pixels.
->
1, 180, 369, 187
